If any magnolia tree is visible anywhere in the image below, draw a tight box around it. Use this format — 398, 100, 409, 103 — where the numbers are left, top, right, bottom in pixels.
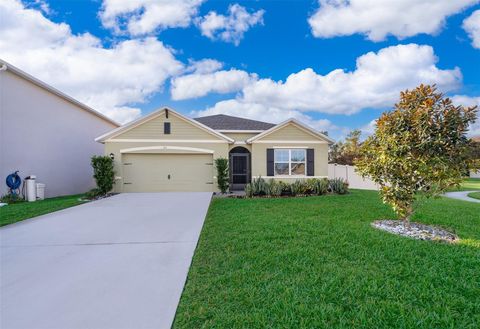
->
356, 85, 478, 225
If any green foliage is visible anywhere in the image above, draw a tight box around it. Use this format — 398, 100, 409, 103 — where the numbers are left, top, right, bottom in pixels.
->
329, 129, 362, 165
309, 178, 329, 195
91, 155, 115, 195
356, 84, 478, 222
290, 180, 308, 196
329, 178, 349, 194
244, 183, 254, 198
267, 179, 283, 197
0, 193, 25, 204
214, 158, 229, 193
85, 188, 102, 199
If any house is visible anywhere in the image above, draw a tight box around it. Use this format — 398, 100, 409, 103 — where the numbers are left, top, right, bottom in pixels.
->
0, 59, 119, 198
96, 107, 334, 192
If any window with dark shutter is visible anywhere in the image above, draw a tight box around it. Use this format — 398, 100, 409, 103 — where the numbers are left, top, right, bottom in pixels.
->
307, 149, 314, 176
266, 149, 274, 176
164, 122, 171, 134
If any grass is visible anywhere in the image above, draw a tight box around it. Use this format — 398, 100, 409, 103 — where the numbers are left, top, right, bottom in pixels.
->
450, 178, 480, 191
174, 190, 480, 328
0, 194, 86, 226
467, 191, 480, 200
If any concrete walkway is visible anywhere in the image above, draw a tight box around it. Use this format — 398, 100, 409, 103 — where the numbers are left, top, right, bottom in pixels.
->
0, 192, 212, 329
443, 191, 480, 203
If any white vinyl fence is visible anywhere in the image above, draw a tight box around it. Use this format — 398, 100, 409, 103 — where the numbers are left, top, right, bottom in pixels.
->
470, 170, 480, 178
328, 164, 378, 190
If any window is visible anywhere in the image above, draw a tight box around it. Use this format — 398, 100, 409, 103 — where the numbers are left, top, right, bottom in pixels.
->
274, 149, 306, 176
164, 122, 171, 134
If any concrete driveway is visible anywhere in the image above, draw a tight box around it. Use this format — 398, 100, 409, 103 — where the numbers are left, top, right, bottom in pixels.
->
0, 192, 212, 329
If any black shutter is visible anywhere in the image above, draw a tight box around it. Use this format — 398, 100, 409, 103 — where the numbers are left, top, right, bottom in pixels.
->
307, 149, 314, 176
164, 122, 171, 134
267, 149, 274, 176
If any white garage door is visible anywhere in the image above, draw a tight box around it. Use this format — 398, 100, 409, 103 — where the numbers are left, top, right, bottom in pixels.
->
122, 153, 214, 192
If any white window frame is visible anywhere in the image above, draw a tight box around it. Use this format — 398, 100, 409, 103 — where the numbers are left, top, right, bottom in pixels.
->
274, 149, 307, 176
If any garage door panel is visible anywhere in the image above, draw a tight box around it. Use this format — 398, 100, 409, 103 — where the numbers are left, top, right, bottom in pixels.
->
122, 154, 213, 192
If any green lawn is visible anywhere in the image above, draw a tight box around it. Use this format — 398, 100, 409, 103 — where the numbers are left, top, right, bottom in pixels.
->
0, 194, 86, 227
174, 190, 480, 328
451, 178, 480, 191
468, 191, 480, 200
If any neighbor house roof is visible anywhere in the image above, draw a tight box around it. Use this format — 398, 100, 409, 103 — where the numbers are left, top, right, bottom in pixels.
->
194, 114, 275, 131
0, 59, 119, 127
472, 136, 480, 143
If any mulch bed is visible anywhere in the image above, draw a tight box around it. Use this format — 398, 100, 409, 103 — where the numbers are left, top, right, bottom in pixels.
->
372, 220, 458, 243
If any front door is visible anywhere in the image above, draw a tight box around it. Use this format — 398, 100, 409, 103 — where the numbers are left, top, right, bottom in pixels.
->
230, 153, 250, 191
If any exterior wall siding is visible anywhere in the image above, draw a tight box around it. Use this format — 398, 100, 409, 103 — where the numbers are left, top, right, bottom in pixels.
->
259, 123, 321, 141
0, 69, 117, 197
115, 111, 219, 140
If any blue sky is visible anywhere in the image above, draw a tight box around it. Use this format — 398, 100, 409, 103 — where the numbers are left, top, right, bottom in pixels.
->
2, 0, 480, 139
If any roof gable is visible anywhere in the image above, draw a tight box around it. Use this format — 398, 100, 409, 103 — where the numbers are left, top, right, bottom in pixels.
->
194, 114, 275, 131
247, 119, 335, 144
96, 107, 234, 143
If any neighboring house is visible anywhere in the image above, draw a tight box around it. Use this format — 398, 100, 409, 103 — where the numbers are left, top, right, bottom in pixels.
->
0, 59, 119, 198
471, 136, 480, 178
96, 107, 334, 192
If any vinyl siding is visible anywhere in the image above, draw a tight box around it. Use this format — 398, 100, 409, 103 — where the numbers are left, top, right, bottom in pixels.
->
114, 111, 220, 140
260, 123, 326, 141
222, 132, 259, 142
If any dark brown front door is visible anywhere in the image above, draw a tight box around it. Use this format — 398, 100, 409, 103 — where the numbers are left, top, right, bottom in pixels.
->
230, 153, 250, 191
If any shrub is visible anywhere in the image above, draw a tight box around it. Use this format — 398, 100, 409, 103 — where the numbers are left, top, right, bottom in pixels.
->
310, 178, 329, 195
91, 155, 115, 195
85, 188, 102, 199
0, 193, 24, 204
245, 183, 253, 198
329, 178, 349, 194
251, 176, 268, 196
290, 180, 308, 196
214, 158, 229, 193
267, 179, 283, 197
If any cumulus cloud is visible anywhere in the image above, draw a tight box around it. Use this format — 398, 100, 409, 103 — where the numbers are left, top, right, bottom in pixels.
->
0, 0, 183, 123
451, 95, 480, 136
192, 99, 338, 135
197, 4, 264, 45
308, 0, 479, 41
99, 0, 204, 35
183, 58, 224, 74
171, 69, 257, 100
239, 44, 462, 115
463, 10, 480, 49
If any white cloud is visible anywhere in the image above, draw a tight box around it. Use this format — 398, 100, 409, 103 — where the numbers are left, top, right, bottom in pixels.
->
190, 44, 461, 138
171, 69, 257, 100
100, 0, 204, 35
451, 95, 480, 136
192, 99, 337, 135
184, 58, 224, 74
463, 10, 480, 49
0, 0, 183, 123
308, 0, 479, 41
238, 44, 462, 115
197, 4, 264, 45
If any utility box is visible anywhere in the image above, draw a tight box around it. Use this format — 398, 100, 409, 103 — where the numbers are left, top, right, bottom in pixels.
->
36, 183, 45, 200
25, 175, 37, 202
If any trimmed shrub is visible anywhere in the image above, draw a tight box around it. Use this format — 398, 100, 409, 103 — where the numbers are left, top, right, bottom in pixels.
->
329, 178, 349, 194
91, 155, 115, 195
215, 158, 229, 193
245, 183, 254, 198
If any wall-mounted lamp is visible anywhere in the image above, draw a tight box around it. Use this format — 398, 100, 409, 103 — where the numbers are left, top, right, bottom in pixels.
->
109, 153, 115, 160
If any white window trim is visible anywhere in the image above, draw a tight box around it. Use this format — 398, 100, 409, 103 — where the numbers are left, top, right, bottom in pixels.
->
274, 149, 307, 176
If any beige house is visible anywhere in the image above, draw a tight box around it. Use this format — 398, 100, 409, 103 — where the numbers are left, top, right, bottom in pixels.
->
96, 107, 334, 192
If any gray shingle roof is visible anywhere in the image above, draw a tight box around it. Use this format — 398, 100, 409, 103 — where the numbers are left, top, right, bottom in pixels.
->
194, 114, 275, 131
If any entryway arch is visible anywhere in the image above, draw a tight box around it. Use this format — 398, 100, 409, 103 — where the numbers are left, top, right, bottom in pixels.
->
229, 146, 251, 191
